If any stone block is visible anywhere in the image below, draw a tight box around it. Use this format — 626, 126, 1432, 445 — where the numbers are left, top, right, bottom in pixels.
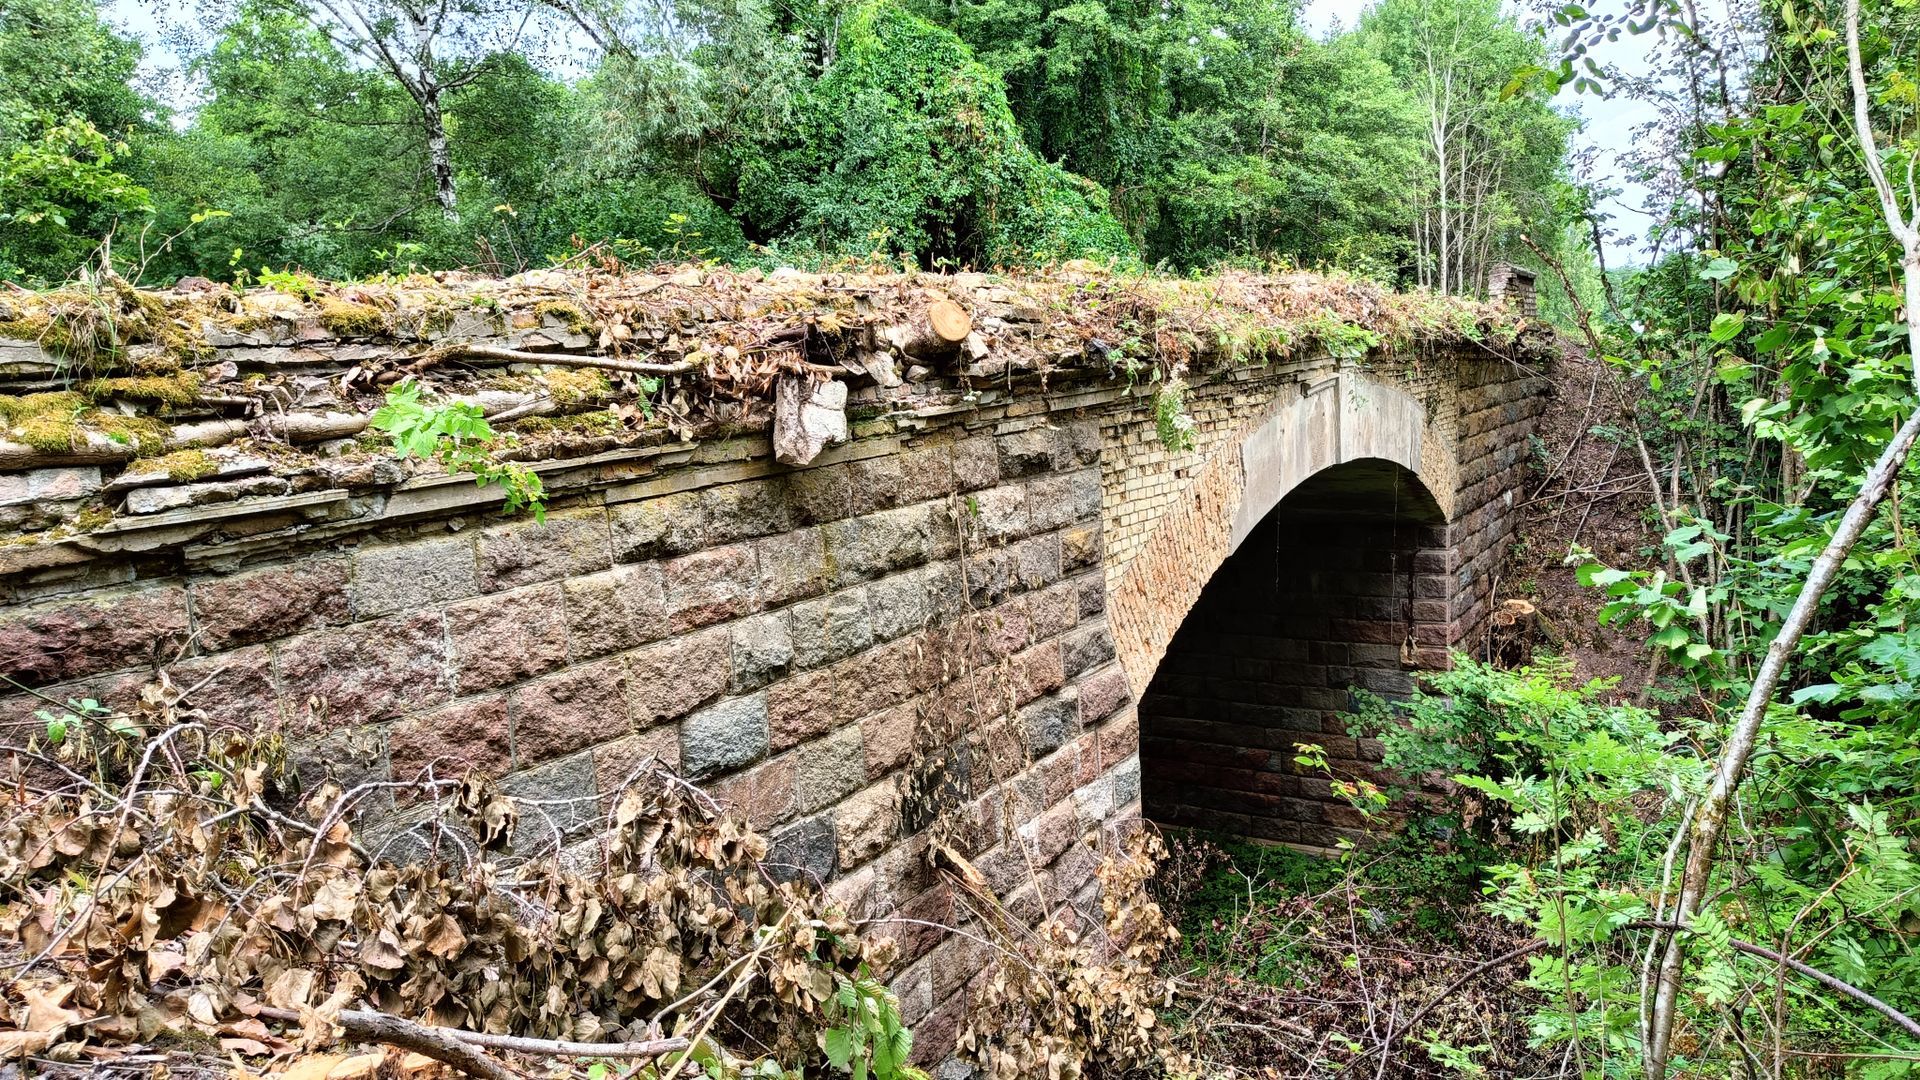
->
592, 724, 681, 797
895, 442, 957, 503
1013, 641, 1064, 705
730, 612, 794, 692
610, 490, 704, 561
510, 655, 633, 764
846, 455, 907, 515
1060, 623, 1116, 677
665, 545, 759, 632
503, 751, 599, 860
628, 627, 731, 727
770, 813, 838, 886
788, 463, 854, 524
996, 427, 1064, 477
861, 701, 917, 778
836, 781, 898, 869
768, 667, 836, 751
681, 692, 769, 779
562, 563, 669, 660
1024, 470, 1100, 532
703, 477, 794, 544
0, 585, 191, 686
190, 558, 351, 651
0, 466, 100, 507
789, 588, 874, 670
169, 645, 278, 731
353, 534, 477, 619
866, 571, 930, 642
1010, 534, 1063, 593
755, 527, 832, 607
447, 583, 570, 693
951, 436, 999, 491
389, 695, 512, 781
797, 724, 866, 813
1076, 665, 1130, 725
122, 474, 290, 515
822, 504, 937, 585
286, 724, 388, 802
833, 637, 927, 723
1062, 522, 1102, 571
277, 611, 451, 728
963, 484, 1026, 543
714, 753, 796, 828
1020, 693, 1078, 758
477, 506, 611, 592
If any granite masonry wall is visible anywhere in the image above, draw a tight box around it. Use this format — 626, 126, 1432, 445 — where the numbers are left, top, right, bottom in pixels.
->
0, 343, 1544, 1059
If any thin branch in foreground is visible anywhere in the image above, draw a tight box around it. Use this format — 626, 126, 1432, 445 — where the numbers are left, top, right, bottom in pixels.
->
253, 1005, 691, 1076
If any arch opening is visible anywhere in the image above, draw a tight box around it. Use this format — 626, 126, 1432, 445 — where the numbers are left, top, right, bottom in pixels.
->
1137, 457, 1451, 849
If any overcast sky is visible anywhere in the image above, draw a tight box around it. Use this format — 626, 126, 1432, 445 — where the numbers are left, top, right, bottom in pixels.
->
107, 0, 1664, 263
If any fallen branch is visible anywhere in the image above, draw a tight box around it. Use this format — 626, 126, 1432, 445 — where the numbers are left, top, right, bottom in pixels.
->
255, 1007, 517, 1080
253, 1005, 692, 1069
415, 343, 699, 378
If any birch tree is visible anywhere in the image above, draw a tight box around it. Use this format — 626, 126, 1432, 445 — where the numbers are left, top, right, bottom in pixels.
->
1639, 0, 1920, 1072
265, 0, 541, 218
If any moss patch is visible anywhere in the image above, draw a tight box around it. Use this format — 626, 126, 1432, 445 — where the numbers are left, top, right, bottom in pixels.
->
318, 297, 388, 338
513, 411, 623, 436
0, 391, 169, 454
545, 369, 613, 405
534, 301, 593, 335
141, 448, 216, 481
79, 371, 203, 407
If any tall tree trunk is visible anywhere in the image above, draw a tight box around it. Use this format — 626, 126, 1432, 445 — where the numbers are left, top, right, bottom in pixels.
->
422, 88, 458, 220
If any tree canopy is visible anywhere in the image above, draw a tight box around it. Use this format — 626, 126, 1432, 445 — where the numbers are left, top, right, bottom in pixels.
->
0, 0, 1582, 288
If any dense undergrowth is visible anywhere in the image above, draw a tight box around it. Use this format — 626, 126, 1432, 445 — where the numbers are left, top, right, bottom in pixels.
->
1150, 655, 1920, 1079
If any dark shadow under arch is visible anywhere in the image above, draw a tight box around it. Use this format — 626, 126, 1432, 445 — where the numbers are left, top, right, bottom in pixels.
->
1138, 458, 1450, 848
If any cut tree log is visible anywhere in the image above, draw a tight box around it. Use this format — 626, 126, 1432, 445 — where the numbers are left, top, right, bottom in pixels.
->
879, 300, 972, 358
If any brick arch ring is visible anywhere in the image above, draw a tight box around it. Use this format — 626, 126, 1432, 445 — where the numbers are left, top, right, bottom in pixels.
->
1105, 369, 1455, 700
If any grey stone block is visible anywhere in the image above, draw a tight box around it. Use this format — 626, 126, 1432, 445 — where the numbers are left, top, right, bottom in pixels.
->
770, 813, 838, 886
789, 589, 874, 669
731, 612, 794, 692
502, 751, 600, 860
352, 533, 477, 618
798, 725, 866, 813
681, 693, 769, 779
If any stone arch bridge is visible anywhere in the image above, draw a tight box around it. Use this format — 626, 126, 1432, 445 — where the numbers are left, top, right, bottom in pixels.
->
0, 267, 1549, 1052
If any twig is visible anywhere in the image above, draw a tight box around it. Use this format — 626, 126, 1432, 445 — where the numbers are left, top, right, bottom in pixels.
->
254, 1006, 689, 1065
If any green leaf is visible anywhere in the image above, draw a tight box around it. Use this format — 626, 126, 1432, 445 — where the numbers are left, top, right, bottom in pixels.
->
823, 1027, 856, 1070
1699, 256, 1739, 281
1708, 312, 1746, 342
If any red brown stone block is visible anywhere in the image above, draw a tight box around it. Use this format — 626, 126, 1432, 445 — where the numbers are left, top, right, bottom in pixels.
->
389, 695, 512, 782
447, 583, 569, 693
510, 655, 634, 764
189, 559, 350, 651
627, 626, 731, 727
0, 585, 190, 686
276, 611, 449, 729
